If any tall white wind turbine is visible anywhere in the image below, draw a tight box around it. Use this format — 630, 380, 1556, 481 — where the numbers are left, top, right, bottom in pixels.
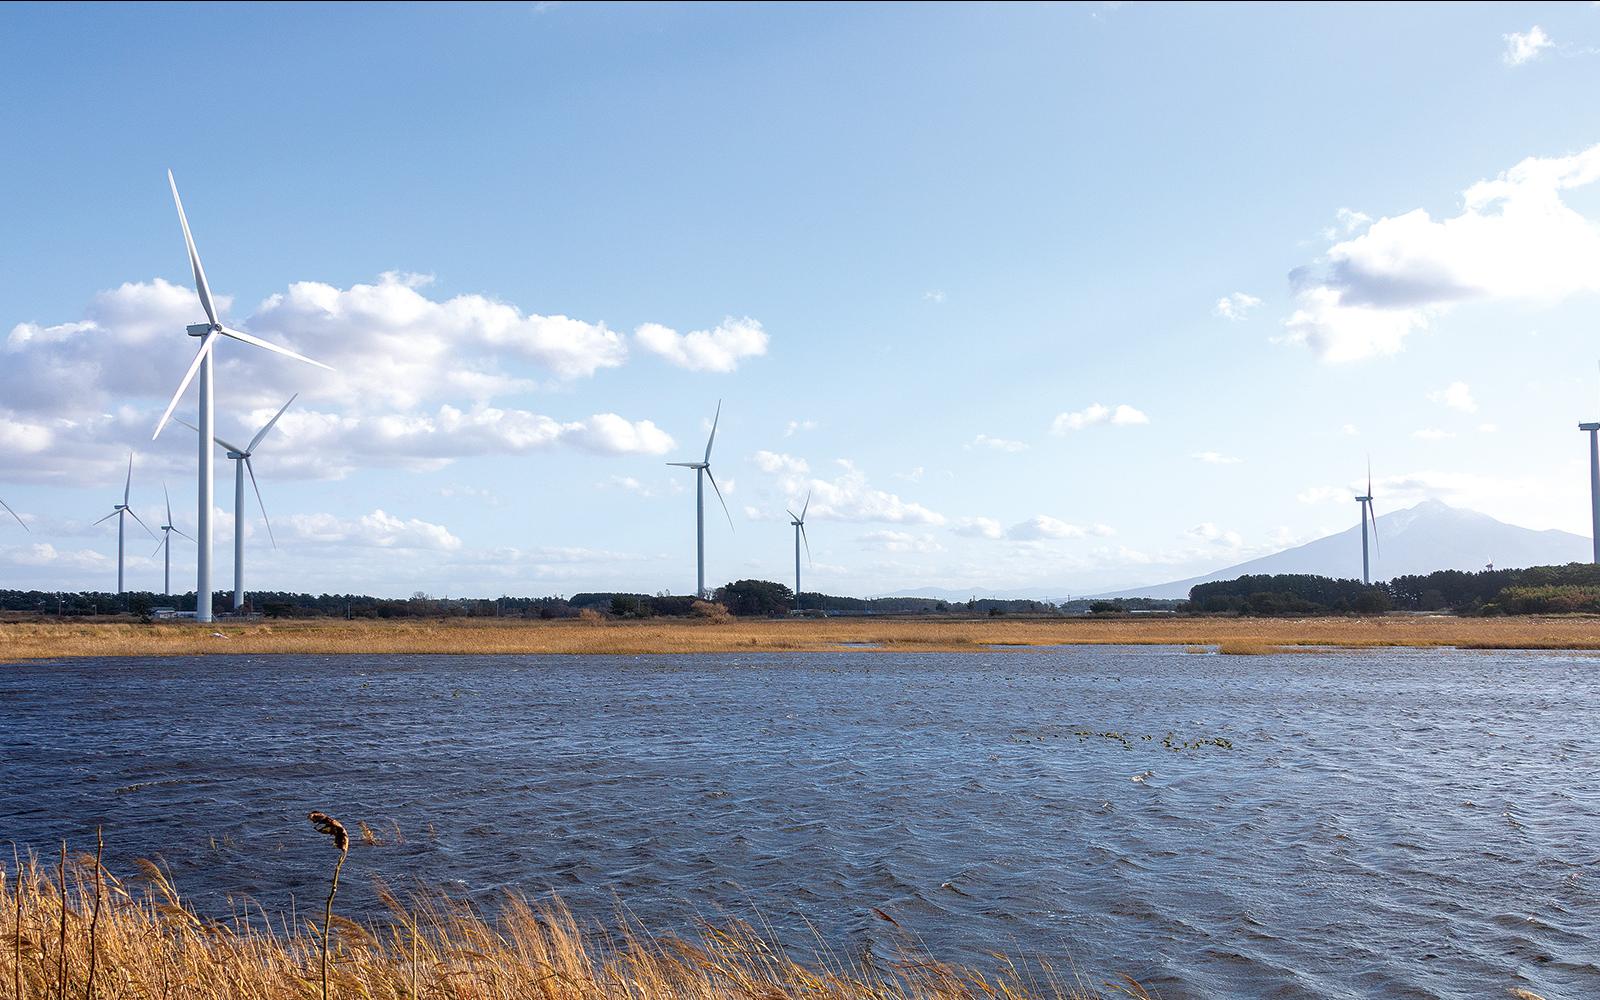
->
178, 393, 295, 612
787, 491, 811, 612
1353, 460, 1379, 585
0, 496, 28, 533
93, 453, 155, 595
1580, 363, 1600, 564
667, 401, 733, 598
153, 172, 331, 623
151, 483, 193, 597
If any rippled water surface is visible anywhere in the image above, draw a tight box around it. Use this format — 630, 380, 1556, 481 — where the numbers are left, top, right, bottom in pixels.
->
2, 648, 1596, 998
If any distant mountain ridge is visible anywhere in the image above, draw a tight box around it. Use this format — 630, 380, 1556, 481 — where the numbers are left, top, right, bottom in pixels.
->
1095, 500, 1591, 599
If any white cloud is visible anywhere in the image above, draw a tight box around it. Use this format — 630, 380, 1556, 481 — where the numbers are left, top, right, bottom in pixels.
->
858, 529, 943, 553
783, 419, 817, 437
923, 290, 946, 304
1050, 403, 1149, 434
952, 516, 1003, 540
1428, 380, 1478, 413
754, 450, 809, 475
1282, 143, 1600, 362
970, 434, 1029, 453
1342, 423, 1359, 436
1187, 522, 1244, 548
597, 475, 679, 499
1213, 292, 1262, 320
1503, 26, 1553, 66
1321, 207, 1373, 240
1006, 515, 1086, 541
281, 509, 462, 550
1479, 422, 1499, 433
635, 317, 769, 373
1413, 428, 1457, 441
753, 457, 943, 526
1191, 450, 1243, 465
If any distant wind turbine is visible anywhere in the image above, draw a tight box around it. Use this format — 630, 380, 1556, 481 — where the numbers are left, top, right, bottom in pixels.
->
151, 483, 193, 597
667, 401, 733, 598
0, 496, 27, 533
178, 393, 296, 612
787, 491, 811, 612
1354, 459, 1379, 585
93, 453, 156, 595
153, 171, 332, 623
1580, 362, 1600, 564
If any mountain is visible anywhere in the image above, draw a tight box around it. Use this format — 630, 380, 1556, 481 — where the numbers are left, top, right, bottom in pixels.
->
1096, 500, 1592, 600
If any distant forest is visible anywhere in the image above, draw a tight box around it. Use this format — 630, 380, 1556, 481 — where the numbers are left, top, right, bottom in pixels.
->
2, 563, 1597, 619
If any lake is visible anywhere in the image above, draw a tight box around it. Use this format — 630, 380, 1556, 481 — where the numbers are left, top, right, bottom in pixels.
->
1, 647, 1595, 998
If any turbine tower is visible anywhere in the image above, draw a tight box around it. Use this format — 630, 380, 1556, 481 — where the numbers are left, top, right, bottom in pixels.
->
151, 484, 193, 597
0, 496, 27, 533
179, 394, 295, 611
787, 491, 811, 612
93, 453, 155, 595
153, 172, 332, 623
667, 401, 732, 598
1354, 461, 1379, 585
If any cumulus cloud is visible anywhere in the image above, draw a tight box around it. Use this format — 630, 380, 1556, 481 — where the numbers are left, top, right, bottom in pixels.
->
1191, 450, 1243, 465
952, 516, 1003, 540
1213, 292, 1262, 320
1428, 381, 1478, 413
281, 509, 462, 550
1503, 26, 1553, 66
1006, 515, 1086, 541
783, 419, 817, 437
1281, 143, 1600, 362
1050, 403, 1149, 434
1187, 522, 1244, 548
753, 450, 809, 475
635, 317, 769, 373
970, 434, 1028, 453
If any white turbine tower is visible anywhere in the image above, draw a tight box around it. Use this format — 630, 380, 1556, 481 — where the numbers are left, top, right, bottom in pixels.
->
178, 393, 295, 612
1580, 363, 1600, 564
0, 496, 27, 533
151, 484, 193, 597
667, 401, 733, 598
153, 172, 331, 623
93, 453, 155, 595
1354, 460, 1379, 585
787, 491, 811, 612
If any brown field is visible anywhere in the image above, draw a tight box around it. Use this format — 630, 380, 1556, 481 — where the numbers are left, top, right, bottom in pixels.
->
2, 847, 1134, 1000
3, 613, 1600, 661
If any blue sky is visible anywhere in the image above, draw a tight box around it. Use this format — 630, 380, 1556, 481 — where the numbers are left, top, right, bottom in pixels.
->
3, 2, 1600, 598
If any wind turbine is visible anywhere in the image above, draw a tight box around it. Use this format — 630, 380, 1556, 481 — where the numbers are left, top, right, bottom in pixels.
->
177, 393, 295, 612
787, 491, 811, 612
153, 171, 331, 623
151, 484, 193, 597
0, 496, 27, 533
1354, 460, 1379, 585
667, 401, 733, 598
93, 453, 156, 595
1580, 362, 1600, 564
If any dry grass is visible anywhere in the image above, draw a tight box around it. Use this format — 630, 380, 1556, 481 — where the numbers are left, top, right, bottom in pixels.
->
4, 614, 1600, 661
0, 849, 1141, 1000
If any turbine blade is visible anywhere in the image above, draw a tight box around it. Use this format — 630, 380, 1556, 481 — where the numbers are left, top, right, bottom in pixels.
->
245, 457, 276, 549
126, 506, 157, 540
703, 400, 721, 464
171, 527, 195, 542
93, 510, 119, 527
801, 522, 811, 566
173, 416, 240, 453
123, 452, 133, 505
705, 467, 734, 531
246, 393, 297, 454
164, 482, 173, 527
168, 170, 218, 328
801, 489, 810, 522
219, 326, 332, 371
150, 535, 168, 559
1366, 455, 1372, 499
785, 509, 797, 521
666, 462, 700, 468
0, 497, 27, 532
1368, 501, 1380, 556
152, 332, 216, 439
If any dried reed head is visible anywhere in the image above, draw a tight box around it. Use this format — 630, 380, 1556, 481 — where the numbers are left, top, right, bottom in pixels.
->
307, 812, 349, 853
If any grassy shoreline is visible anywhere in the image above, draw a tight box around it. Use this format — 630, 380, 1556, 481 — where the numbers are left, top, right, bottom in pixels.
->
4, 613, 1600, 660
1, 848, 1135, 1000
